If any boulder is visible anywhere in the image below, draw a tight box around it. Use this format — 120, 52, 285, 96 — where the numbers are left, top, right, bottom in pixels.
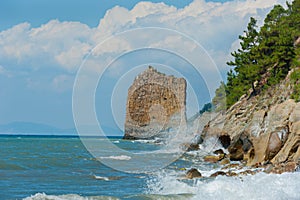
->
210, 171, 226, 177
204, 154, 225, 163
213, 149, 225, 155
221, 163, 243, 170
228, 139, 244, 161
187, 143, 200, 151
186, 168, 202, 179
226, 171, 238, 177
228, 133, 253, 161
239, 170, 257, 176
220, 158, 230, 165
268, 161, 298, 174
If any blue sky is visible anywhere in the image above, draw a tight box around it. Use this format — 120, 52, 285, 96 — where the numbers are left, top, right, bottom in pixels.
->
0, 0, 288, 135
0, 0, 195, 31
0, 1, 235, 31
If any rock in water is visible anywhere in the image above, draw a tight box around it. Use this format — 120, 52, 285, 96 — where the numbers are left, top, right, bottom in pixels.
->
204, 154, 225, 163
210, 171, 226, 177
200, 69, 300, 172
186, 168, 202, 179
123, 66, 187, 139
213, 149, 225, 155
220, 158, 230, 165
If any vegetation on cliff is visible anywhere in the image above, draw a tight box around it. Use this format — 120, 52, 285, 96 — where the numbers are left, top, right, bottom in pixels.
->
213, 0, 300, 109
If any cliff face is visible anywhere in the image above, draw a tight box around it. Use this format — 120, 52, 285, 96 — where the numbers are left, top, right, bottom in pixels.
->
123, 66, 187, 139
202, 69, 300, 167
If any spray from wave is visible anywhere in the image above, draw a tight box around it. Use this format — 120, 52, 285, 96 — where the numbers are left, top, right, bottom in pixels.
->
146, 170, 300, 200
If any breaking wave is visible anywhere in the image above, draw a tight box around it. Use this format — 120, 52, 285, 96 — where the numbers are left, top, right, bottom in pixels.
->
99, 155, 131, 160
146, 170, 300, 200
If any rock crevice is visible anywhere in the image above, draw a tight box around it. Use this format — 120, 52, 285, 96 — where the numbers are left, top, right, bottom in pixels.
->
202, 71, 300, 168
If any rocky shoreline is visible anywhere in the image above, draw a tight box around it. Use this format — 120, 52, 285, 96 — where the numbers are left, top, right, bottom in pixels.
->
185, 148, 299, 179
185, 69, 300, 178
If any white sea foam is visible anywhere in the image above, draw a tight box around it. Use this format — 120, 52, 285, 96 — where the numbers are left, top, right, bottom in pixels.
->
134, 139, 157, 144
93, 175, 110, 181
23, 193, 119, 200
112, 140, 120, 144
99, 155, 131, 160
147, 171, 300, 200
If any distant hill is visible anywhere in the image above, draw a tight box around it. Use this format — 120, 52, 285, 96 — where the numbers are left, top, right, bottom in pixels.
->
0, 122, 76, 135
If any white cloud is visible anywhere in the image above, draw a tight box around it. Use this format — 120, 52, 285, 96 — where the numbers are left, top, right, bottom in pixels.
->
0, 0, 288, 85
0, 20, 94, 72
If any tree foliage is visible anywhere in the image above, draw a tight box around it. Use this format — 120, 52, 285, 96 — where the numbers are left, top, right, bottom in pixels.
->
213, 0, 300, 109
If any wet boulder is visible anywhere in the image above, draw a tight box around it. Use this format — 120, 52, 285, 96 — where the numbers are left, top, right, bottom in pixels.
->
204, 154, 225, 163
210, 171, 226, 177
186, 168, 202, 179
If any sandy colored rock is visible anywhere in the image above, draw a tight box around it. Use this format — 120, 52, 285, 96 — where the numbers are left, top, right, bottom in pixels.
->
204, 154, 225, 163
271, 128, 300, 164
186, 168, 202, 179
268, 161, 298, 174
210, 171, 226, 177
239, 170, 257, 176
226, 171, 238, 177
124, 66, 187, 139
221, 163, 244, 170
220, 158, 230, 165
200, 70, 300, 170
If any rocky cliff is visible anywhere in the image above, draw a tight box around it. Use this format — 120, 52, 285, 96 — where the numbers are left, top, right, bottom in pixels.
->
123, 66, 187, 139
201, 68, 300, 170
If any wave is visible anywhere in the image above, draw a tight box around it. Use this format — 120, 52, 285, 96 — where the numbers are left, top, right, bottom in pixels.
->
23, 193, 120, 200
93, 175, 110, 181
23, 192, 195, 200
99, 155, 131, 160
93, 175, 123, 181
147, 171, 300, 200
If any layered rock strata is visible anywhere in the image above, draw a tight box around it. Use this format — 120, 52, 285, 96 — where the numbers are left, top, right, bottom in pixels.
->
123, 66, 187, 139
201, 69, 300, 169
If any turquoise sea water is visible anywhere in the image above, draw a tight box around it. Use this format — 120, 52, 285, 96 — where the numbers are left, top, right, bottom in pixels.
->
0, 135, 156, 199
1, 135, 300, 200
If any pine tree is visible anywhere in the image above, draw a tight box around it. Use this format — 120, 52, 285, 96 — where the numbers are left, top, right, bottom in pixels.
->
258, 5, 295, 85
212, 0, 299, 110
226, 17, 259, 107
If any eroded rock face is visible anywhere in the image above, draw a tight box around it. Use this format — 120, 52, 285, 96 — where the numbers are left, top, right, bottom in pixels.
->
123, 66, 187, 139
202, 71, 300, 167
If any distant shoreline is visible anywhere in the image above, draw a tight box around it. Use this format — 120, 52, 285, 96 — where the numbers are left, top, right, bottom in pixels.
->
0, 134, 123, 138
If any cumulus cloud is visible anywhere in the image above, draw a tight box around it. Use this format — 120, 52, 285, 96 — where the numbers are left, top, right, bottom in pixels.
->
0, 0, 289, 85
0, 20, 93, 72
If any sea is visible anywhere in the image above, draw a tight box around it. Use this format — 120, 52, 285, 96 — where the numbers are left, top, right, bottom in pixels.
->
0, 135, 300, 200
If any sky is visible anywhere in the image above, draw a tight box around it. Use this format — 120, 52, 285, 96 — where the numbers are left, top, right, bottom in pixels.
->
0, 0, 289, 135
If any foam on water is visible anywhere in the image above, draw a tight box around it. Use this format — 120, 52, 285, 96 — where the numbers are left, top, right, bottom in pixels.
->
147, 171, 300, 200
23, 193, 120, 200
99, 155, 132, 160
23, 193, 194, 200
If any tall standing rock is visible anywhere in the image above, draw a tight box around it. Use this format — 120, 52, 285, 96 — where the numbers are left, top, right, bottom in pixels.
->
123, 66, 187, 139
